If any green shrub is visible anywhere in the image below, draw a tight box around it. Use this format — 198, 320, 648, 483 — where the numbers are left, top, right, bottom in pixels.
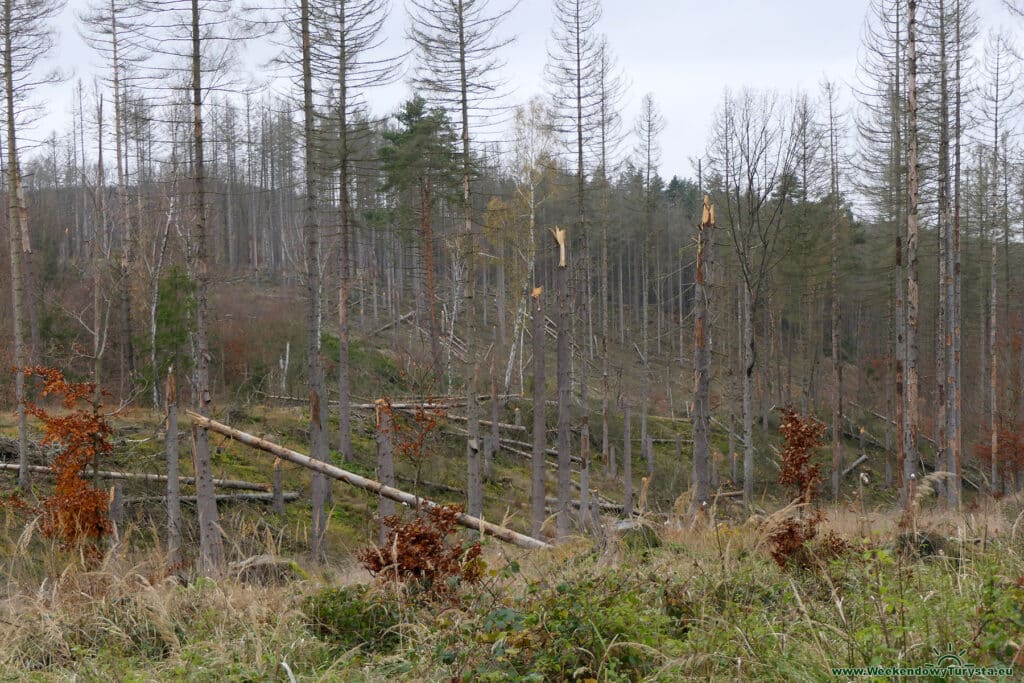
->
302, 585, 401, 655
456, 570, 683, 681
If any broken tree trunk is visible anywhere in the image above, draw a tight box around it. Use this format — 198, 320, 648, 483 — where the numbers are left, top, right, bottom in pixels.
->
531, 286, 546, 540
185, 411, 551, 550
692, 195, 714, 514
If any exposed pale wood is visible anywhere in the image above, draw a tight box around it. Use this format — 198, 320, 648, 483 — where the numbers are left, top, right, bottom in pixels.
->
367, 310, 415, 336
0, 462, 269, 491
185, 411, 551, 550
842, 454, 869, 477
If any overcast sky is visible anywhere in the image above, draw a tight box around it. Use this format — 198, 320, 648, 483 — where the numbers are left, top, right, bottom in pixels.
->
29, 0, 1021, 180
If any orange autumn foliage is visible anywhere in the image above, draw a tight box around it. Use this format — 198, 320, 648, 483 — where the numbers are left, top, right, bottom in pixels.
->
5, 367, 111, 547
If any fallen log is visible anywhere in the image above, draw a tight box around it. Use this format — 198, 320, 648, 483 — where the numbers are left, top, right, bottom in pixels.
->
126, 492, 299, 505
185, 411, 550, 550
842, 454, 869, 477
0, 463, 269, 491
847, 401, 938, 448
436, 413, 527, 433
368, 310, 415, 336
545, 496, 623, 512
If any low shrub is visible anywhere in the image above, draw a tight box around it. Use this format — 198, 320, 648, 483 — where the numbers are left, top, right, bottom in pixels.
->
302, 585, 401, 655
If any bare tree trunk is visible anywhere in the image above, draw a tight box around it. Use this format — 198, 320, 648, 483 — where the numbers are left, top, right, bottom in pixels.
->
826, 83, 843, 501
691, 196, 714, 514
623, 404, 632, 515
742, 285, 754, 510
189, 0, 225, 575
419, 181, 443, 384
486, 364, 499, 481
376, 401, 396, 545
531, 288, 546, 539
165, 371, 181, 567
554, 227, 571, 539
336, 9, 353, 461
990, 234, 999, 494
301, 0, 330, 561
14, 176, 38, 366
904, 0, 921, 502
949, 4, 963, 506
3, 2, 27, 491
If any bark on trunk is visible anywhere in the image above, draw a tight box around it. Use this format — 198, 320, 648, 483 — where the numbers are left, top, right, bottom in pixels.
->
375, 401, 396, 545
166, 371, 181, 567
554, 227, 571, 539
691, 196, 714, 514
4, 0, 28, 492
742, 286, 755, 510
531, 288, 546, 539
904, 0, 922, 503
623, 405, 633, 515
186, 411, 551, 549
189, 0, 224, 575
301, 0, 329, 562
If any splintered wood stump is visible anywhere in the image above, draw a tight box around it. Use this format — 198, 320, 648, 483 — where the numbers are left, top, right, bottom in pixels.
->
185, 411, 551, 550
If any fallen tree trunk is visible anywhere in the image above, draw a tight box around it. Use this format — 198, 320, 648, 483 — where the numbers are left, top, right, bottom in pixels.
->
0, 463, 269, 491
436, 412, 527, 433
185, 411, 551, 550
545, 496, 623, 512
126, 492, 299, 505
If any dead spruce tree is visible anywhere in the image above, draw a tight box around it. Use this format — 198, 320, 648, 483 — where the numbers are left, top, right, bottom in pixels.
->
78, 0, 149, 395
691, 195, 714, 514
408, 0, 516, 523
546, 0, 602, 498
139, 0, 254, 574
309, 0, 401, 460
1, 0, 63, 491
634, 93, 664, 481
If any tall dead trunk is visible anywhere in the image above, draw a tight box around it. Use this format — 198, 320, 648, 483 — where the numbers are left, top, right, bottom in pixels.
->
189, 0, 225, 575
301, 0, 330, 561
165, 371, 181, 567
948, 0, 963, 506
530, 287, 546, 539
826, 82, 843, 501
903, 0, 921, 502
691, 196, 714, 514
419, 180, 443, 384
336, 7, 352, 461
3, 0, 27, 491
990, 237, 998, 494
554, 226, 571, 539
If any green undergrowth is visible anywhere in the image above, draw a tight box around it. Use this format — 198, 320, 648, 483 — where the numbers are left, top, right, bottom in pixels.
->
4, 516, 1022, 681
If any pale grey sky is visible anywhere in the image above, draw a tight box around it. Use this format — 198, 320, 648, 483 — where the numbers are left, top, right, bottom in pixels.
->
29, 0, 1021, 179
